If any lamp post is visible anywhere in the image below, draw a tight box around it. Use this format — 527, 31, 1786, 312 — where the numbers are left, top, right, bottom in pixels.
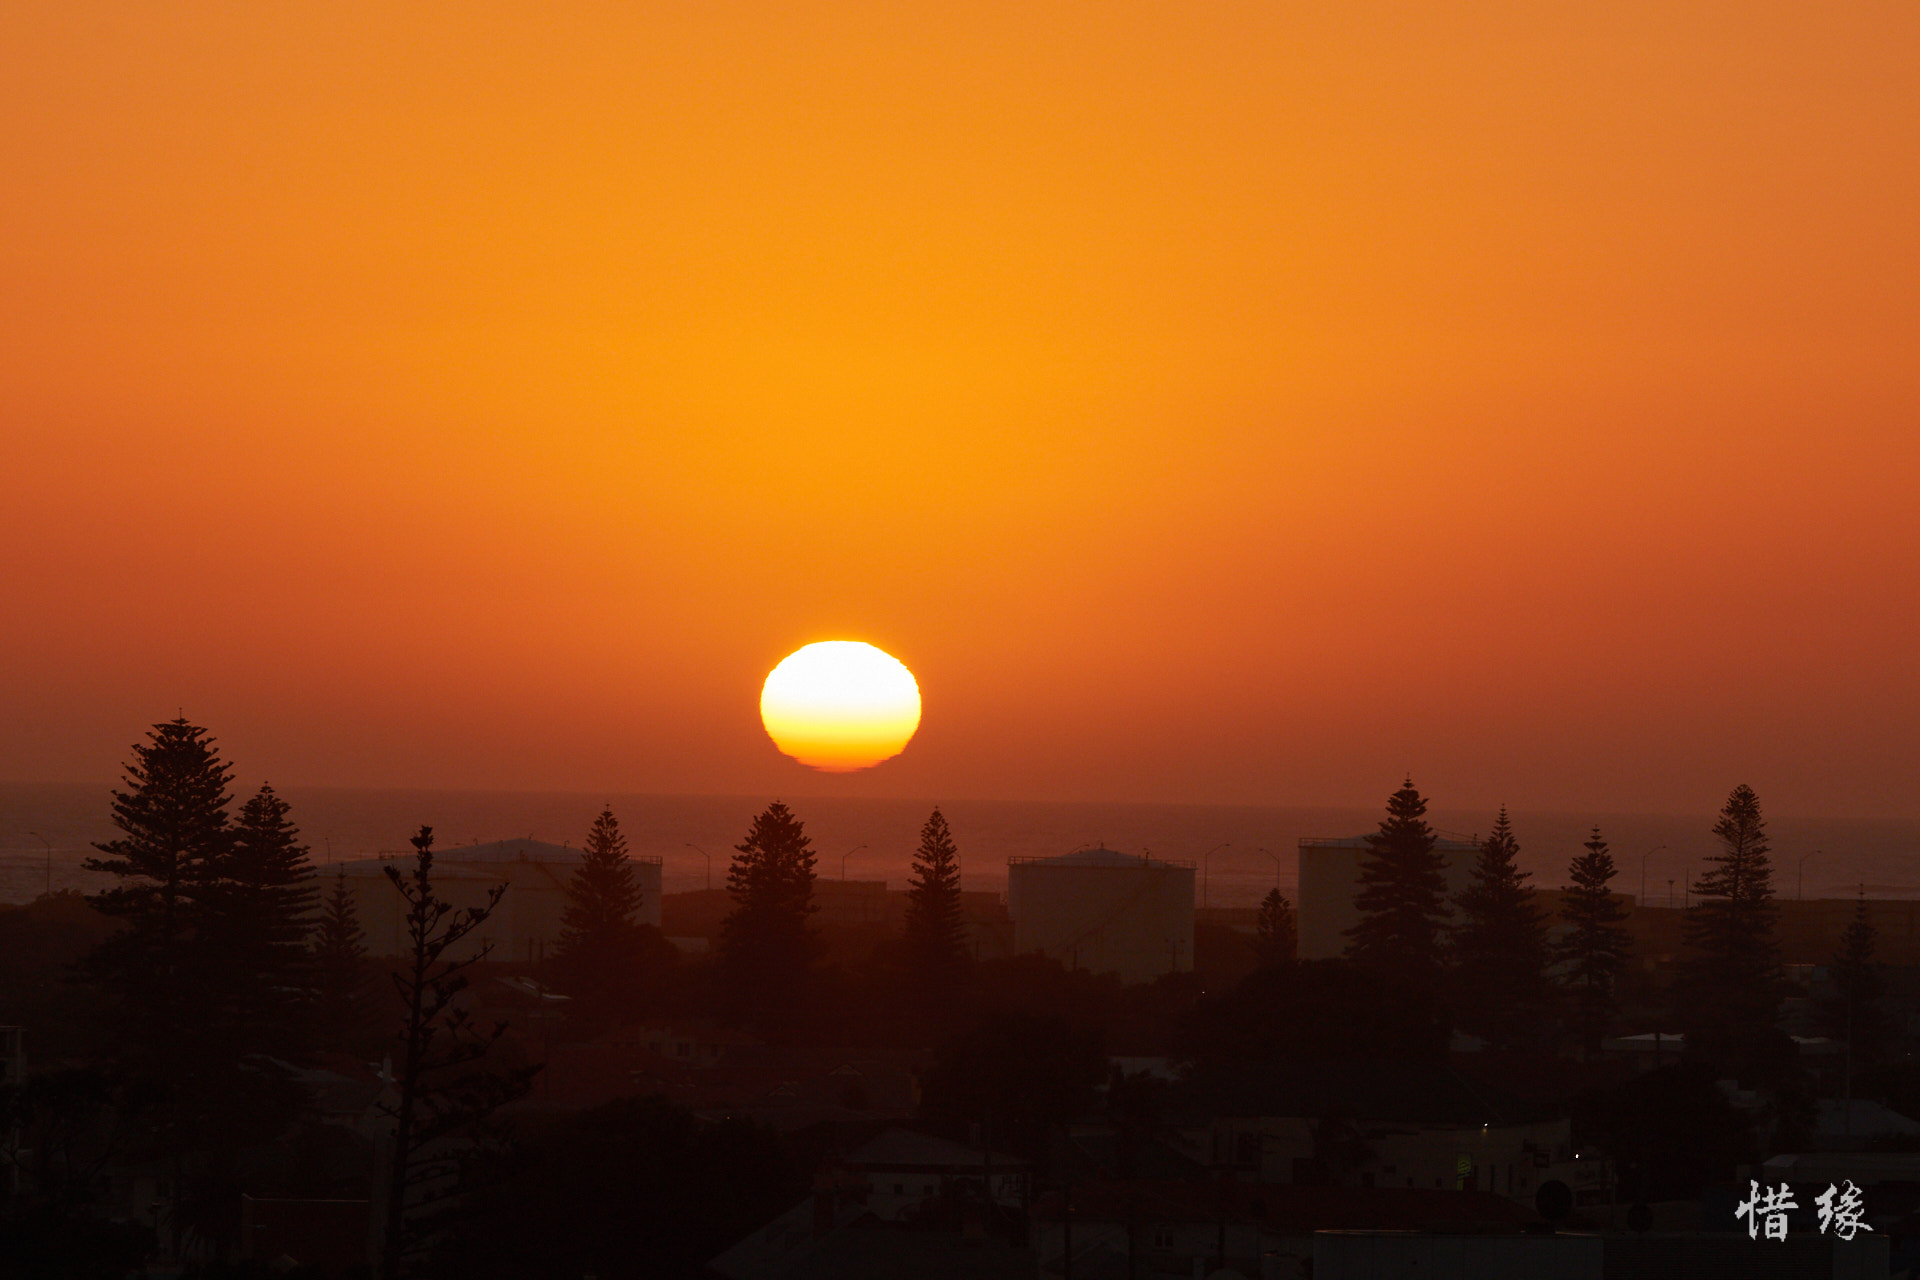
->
1798, 849, 1821, 901
1253, 846, 1281, 890
29, 831, 51, 897
1667, 877, 1675, 908
1198, 843, 1229, 910
842, 843, 867, 881
1640, 844, 1665, 905
685, 842, 711, 892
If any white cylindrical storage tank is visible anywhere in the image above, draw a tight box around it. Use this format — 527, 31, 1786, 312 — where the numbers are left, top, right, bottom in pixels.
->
1008, 848, 1195, 984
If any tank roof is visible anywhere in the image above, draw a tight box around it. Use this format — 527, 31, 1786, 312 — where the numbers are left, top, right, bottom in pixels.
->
1009, 847, 1195, 868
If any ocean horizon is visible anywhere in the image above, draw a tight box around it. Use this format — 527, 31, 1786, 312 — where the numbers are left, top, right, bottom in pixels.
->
4, 780, 1917, 912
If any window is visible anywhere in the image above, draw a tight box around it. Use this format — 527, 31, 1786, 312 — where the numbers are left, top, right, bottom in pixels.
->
1152, 1226, 1174, 1251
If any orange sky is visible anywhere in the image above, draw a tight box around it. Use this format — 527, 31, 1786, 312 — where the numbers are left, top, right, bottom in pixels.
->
4, 1, 1916, 816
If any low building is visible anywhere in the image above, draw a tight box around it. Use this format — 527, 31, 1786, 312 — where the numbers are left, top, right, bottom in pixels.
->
1181, 1061, 1602, 1207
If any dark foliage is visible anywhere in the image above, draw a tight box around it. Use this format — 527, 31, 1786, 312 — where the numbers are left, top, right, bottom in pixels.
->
208, 783, 318, 1062
1251, 888, 1297, 969
0, 1066, 157, 1223
0, 893, 117, 1059
378, 827, 540, 1280
80, 718, 236, 1069
902, 807, 969, 986
1345, 779, 1452, 988
1556, 827, 1632, 1059
1449, 808, 1551, 1049
1821, 891, 1886, 1062
920, 1011, 1106, 1173
716, 801, 819, 1029
1179, 958, 1451, 1066
311, 869, 380, 1056
424, 1095, 802, 1280
0, 1215, 155, 1280
78, 721, 310, 1257
549, 808, 659, 1031
1681, 784, 1783, 1067
1571, 1063, 1755, 1202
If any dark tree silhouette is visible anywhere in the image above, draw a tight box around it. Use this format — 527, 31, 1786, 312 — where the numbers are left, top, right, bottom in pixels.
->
903, 807, 969, 984
1345, 779, 1452, 989
1178, 959, 1450, 1066
1573, 1062, 1754, 1202
550, 808, 652, 1029
1252, 888, 1296, 969
1557, 826, 1632, 1059
81, 718, 235, 1061
379, 826, 538, 1280
1822, 890, 1885, 1066
716, 802, 818, 1027
78, 721, 311, 1257
1449, 808, 1550, 1049
211, 783, 318, 1060
1681, 784, 1783, 1065
312, 868, 377, 1054
920, 1011, 1106, 1172
428, 1095, 802, 1280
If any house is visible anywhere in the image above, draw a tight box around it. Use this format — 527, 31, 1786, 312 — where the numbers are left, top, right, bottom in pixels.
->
1032, 1179, 1541, 1280
1177, 1061, 1603, 1206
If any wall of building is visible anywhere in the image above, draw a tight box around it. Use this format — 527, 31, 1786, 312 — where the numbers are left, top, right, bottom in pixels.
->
1009, 854, 1194, 984
1297, 835, 1482, 961
333, 855, 663, 961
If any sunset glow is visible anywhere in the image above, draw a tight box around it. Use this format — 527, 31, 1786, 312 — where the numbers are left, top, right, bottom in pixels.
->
1, 1, 1916, 814
760, 642, 922, 773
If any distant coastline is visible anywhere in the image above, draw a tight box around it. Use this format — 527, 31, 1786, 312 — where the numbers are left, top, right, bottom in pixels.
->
4, 780, 1915, 911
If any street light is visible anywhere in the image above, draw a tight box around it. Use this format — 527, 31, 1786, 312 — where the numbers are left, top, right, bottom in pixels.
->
842, 843, 867, 881
1798, 849, 1821, 901
28, 831, 51, 897
685, 842, 711, 892
1639, 844, 1666, 905
1198, 843, 1229, 910
1252, 846, 1281, 890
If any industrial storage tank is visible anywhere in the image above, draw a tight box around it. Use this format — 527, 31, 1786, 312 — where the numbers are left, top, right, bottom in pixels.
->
1296, 832, 1481, 961
1007, 847, 1194, 984
333, 837, 663, 962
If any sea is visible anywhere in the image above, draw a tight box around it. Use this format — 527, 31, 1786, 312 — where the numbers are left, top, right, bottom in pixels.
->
3, 781, 1917, 911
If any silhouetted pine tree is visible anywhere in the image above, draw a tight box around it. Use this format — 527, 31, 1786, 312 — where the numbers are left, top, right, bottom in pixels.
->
81, 718, 235, 1063
1345, 779, 1452, 989
1450, 808, 1551, 1049
210, 783, 318, 1060
1557, 826, 1632, 1059
1681, 784, 1784, 1064
312, 868, 377, 1054
550, 807, 651, 1029
379, 826, 538, 1280
1252, 888, 1297, 968
903, 807, 969, 984
1821, 890, 1885, 1064
717, 802, 818, 1027
78, 720, 302, 1256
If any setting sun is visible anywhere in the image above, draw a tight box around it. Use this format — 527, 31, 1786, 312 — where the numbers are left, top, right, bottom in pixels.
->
760, 641, 921, 772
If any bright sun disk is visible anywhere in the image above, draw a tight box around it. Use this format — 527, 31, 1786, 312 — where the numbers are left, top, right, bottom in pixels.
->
760, 641, 921, 772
